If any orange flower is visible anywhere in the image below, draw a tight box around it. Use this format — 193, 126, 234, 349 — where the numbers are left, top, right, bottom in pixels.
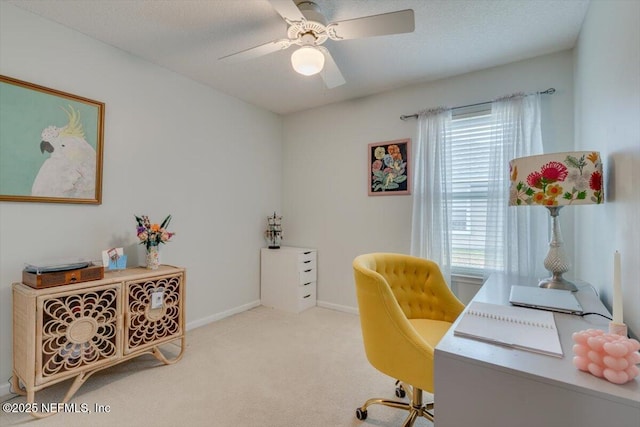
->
510, 165, 518, 182
533, 192, 546, 204
135, 215, 174, 250
544, 198, 558, 206
587, 152, 599, 164
546, 184, 562, 198
387, 144, 402, 160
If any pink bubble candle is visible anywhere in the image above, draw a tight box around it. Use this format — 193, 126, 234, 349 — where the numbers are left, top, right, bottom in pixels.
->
572, 329, 640, 384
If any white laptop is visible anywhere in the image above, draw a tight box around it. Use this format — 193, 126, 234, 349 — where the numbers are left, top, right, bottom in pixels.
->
509, 285, 584, 315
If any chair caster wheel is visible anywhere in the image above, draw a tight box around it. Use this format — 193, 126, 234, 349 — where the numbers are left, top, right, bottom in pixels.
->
356, 408, 368, 420
395, 386, 406, 398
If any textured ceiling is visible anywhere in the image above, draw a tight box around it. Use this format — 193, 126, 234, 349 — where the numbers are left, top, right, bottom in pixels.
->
8, 0, 590, 115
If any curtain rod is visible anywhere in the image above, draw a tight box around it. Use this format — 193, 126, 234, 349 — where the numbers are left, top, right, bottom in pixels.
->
399, 88, 556, 121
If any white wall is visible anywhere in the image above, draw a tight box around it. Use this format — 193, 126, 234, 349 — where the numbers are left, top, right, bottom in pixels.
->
283, 51, 575, 313
0, 3, 283, 393
574, 0, 640, 337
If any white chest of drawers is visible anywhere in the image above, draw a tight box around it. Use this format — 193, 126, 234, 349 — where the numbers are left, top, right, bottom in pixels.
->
260, 246, 317, 313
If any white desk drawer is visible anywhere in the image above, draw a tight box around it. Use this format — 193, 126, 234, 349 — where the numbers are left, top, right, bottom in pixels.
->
298, 257, 316, 272
298, 251, 316, 264
299, 267, 316, 284
298, 281, 316, 312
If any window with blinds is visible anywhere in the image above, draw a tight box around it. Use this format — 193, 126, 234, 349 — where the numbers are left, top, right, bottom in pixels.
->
450, 107, 502, 277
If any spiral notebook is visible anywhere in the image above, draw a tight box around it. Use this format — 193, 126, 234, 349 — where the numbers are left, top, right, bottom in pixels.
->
454, 301, 563, 358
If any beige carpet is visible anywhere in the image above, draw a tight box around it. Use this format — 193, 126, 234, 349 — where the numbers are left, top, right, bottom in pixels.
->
1, 306, 433, 427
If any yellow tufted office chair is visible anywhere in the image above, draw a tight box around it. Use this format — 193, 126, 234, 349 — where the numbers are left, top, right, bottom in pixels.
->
353, 253, 465, 426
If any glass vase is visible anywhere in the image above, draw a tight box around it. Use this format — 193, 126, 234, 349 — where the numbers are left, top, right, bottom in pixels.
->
146, 245, 160, 270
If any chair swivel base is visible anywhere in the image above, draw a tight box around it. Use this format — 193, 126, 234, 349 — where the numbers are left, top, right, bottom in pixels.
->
355, 387, 434, 427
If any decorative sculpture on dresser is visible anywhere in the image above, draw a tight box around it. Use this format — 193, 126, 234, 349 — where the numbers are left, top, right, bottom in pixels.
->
264, 212, 283, 249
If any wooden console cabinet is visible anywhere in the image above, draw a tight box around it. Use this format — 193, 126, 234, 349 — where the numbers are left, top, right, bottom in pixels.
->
11, 265, 186, 418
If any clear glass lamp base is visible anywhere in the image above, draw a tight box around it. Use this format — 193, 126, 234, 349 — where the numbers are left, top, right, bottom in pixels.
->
539, 206, 578, 292
539, 274, 578, 292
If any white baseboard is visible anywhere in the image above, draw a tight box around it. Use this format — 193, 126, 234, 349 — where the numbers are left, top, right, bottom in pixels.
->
0, 382, 11, 402
186, 300, 261, 331
317, 300, 358, 315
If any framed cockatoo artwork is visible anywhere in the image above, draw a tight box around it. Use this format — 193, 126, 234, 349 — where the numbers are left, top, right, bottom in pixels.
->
0, 75, 104, 204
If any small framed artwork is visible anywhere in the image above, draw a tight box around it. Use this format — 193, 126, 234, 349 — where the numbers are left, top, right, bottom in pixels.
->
0, 75, 105, 204
368, 138, 411, 196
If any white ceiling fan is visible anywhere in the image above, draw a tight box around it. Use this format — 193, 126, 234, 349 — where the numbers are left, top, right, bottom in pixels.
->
218, 0, 415, 88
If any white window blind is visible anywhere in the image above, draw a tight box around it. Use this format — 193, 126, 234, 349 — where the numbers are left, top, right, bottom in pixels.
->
450, 107, 503, 277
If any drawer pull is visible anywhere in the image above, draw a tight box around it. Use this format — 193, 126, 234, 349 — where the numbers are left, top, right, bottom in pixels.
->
303, 282, 311, 286
303, 260, 311, 264
303, 251, 312, 254
304, 269, 312, 273
303, 294, 311, 299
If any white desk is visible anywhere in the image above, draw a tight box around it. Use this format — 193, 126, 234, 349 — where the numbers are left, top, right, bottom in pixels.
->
434, 274, 640, 427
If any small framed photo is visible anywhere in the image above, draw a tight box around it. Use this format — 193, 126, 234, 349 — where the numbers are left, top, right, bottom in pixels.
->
102, 248, 127, 270
368, 138, 411, 196
0, 75, 105, 204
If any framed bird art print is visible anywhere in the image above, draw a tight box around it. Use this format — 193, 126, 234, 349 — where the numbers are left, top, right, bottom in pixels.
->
0, 75, 104, 204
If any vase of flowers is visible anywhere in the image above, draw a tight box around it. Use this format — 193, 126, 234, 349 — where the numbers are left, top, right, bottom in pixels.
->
145, 244, 161, 270
135, 215, 175, 269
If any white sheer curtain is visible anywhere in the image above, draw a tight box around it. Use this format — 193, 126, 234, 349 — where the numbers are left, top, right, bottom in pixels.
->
410, 108, 453, 285
484, 93, 547, 280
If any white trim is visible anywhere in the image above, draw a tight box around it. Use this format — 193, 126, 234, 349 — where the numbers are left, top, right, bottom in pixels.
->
451, 274, 484, 304
186, 300, 261, 331
0, 383, 11, 402
452, 273, 484, 287
317, 300, 359, 315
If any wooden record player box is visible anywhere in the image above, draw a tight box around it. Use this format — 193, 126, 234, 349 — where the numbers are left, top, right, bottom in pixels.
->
12, 265, 186, 418
22, 264, 105, 289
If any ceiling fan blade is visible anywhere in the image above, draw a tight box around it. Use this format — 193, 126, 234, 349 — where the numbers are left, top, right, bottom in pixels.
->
269, 0, 305, 22
219, 39, 290, 63
318, 47, 345, 89
328, 9, 415, 40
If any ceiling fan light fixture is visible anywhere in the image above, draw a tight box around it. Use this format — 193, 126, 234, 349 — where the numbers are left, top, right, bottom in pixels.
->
291, 46, 325, 76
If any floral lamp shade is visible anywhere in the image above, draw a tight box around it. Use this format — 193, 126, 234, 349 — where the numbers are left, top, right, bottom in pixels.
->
508, 151, 604, 291
509, 151, 604, 207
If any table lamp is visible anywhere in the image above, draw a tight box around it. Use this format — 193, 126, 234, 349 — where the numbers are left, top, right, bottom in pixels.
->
509, 151, 604, 291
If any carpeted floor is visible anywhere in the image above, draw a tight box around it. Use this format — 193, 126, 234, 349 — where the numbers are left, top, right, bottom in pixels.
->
1, 306, 433, 427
